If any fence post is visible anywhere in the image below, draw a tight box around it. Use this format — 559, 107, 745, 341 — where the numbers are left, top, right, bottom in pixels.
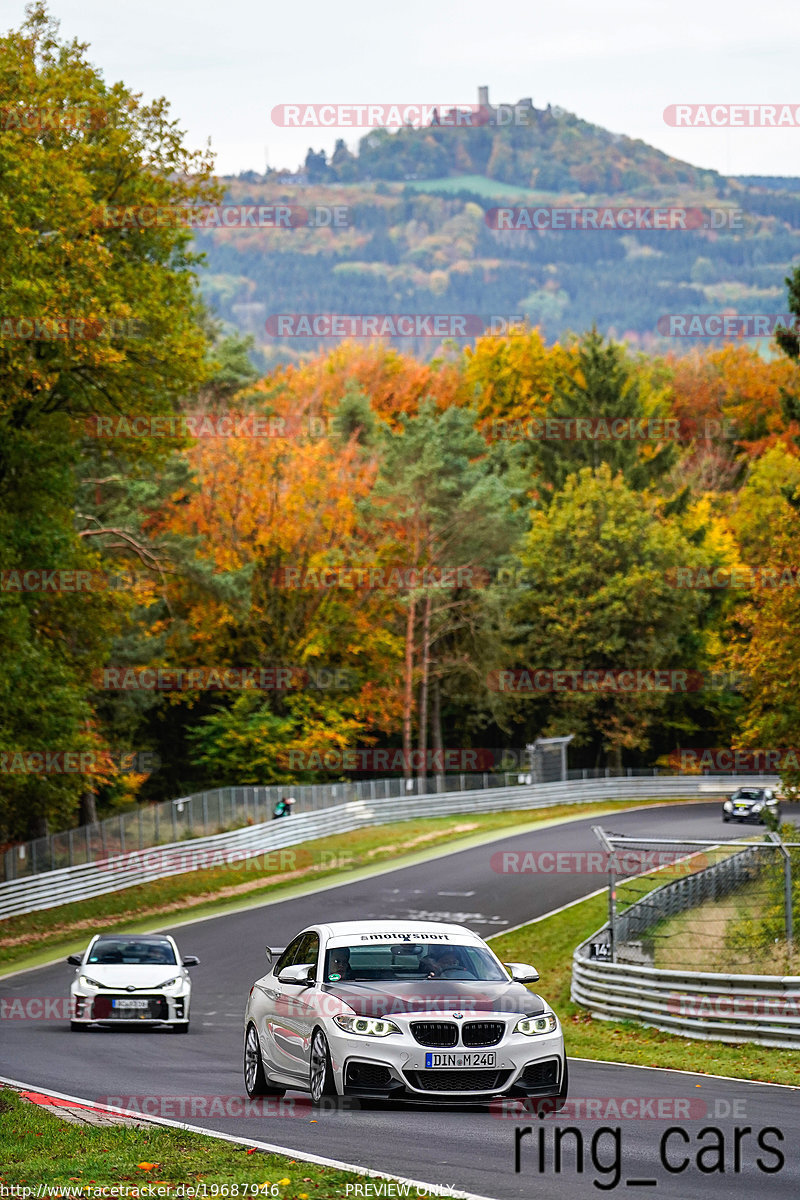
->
119, 815, 125, 853
768, 831, 794, 958
593, 826, 617, 963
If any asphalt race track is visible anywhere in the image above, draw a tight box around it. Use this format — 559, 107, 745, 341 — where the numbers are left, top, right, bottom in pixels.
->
2, 802, 798, 1199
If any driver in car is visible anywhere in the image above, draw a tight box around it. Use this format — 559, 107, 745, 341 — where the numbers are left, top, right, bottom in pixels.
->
326, 947, 354, 982
422, 947, 474, 979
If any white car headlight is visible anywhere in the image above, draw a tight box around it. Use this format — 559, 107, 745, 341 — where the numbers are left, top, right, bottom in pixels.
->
333, 1014, 400, 1037
515, 1013, 558, 1036
79, 975, 103, 990
723, 801, 732, 811
157, 976, 186, 989
753, 803, 763, 812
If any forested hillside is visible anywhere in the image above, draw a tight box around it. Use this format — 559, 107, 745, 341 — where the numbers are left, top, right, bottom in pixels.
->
199, 172, 800, 359
4, 12, 800, 846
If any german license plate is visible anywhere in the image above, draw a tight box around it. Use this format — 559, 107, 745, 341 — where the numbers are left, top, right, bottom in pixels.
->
424, 1052, 496, 1068
112, 998, 149, 1009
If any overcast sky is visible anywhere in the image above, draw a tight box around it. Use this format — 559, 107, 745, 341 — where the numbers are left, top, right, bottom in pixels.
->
4, 0, 800, 179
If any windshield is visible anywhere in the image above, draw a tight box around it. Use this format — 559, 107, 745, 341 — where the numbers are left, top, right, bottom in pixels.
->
732, 790, 760, 801
323, 941, 508, 983
87, 937, 177, 965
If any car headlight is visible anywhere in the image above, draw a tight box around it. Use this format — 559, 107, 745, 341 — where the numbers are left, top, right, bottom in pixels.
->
723, 801, 732, 811
157, 976, 186, 989
79, 975, 103, 990
333, 1014, 401, 1037
753, 803, 763, 812
515, 1013, 558, 1036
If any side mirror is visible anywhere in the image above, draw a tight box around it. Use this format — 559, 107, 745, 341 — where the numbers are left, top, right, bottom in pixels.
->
182, 955, 200, 967
278, 963, 314, 987
505, 962, 539, 984
66, 954, 82, 966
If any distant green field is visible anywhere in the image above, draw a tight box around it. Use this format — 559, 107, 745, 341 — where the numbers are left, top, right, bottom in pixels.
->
401, 173, 545, 201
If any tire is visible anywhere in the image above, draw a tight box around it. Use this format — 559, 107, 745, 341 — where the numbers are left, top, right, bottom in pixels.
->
309, 1029, 337, 1106
722, 814, 729, 823
174, 1022, 190, 1034
70, 1021, 87, 1032
244, 1022, 285, 1097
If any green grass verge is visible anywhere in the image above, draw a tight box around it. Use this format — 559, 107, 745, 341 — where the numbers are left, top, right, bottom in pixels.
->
0, 1085, 381, 1196
488, 888, 800, 1087
0, 799, 674, 975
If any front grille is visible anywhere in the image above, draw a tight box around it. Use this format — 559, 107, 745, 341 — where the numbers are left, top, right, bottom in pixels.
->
410, 1021, 458, 1047
92, 995, 168, 1020
519, 1059, 560, 1088
345, 1062, 393, 1089
405, 1069, 512, 1093
462, 1021, 504, 1047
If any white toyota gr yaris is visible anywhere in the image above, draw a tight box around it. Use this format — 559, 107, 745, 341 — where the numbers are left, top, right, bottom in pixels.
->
243, 919, 568, 1106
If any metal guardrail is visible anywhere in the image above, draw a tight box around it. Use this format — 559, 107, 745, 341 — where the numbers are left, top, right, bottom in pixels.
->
2, 765, 672, 883
0, 773, 776, 921
572, 839, 800, 1049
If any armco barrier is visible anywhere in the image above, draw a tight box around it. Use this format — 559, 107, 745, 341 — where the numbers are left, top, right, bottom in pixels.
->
571, 956, 800, 1050
571, 839, 800, 1049
0, 774, 776, 920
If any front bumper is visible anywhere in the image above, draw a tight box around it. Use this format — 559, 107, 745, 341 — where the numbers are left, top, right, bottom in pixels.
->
326, 1018, 566, 1100
70, 991, 189, 1025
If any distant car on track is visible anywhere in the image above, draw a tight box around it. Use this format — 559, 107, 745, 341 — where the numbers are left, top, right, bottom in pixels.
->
67, 933, 199, 1032
244, 919, 567, 1107
722, 786, 780, 825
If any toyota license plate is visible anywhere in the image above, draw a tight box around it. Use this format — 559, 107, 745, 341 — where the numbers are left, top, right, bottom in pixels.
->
112, 998, 149, 1009
424, 1052, 496, 1068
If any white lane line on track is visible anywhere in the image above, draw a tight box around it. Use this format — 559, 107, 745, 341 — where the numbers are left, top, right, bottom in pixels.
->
0, 1074, 495, 1200
568, 1057, 800, 1091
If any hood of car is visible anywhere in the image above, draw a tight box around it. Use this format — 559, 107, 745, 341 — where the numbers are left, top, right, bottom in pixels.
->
76, 965, 183, 989
320, 979, 546, 1017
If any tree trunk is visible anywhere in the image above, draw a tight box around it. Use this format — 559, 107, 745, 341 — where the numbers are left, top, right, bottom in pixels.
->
416, 592, 432, 789
432, 675, 444, 791
79, 788, 98, 826
402, 594, 416, 783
